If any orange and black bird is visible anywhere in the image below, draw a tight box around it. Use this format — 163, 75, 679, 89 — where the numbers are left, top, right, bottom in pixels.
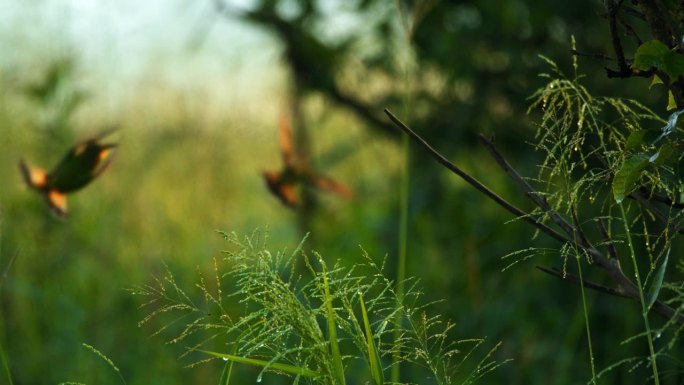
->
263, 115, 353, 208
19, 130, 117, 217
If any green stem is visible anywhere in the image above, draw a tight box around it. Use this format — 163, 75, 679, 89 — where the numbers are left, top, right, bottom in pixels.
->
392, 2, 411, 383
619, 203, 659, 384
391, 133, 409, 383
574, 254, 597, 384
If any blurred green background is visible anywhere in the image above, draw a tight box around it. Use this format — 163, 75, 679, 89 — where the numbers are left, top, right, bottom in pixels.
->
0, 1, 676, 384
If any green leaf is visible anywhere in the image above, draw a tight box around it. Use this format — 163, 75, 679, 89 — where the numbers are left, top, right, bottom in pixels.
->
663, 51, 684, 79
649, 74, 664, 88
647, 247, 670, 310
612, 154, 650, 203
626, 129, 662, 150
626, 130, 647, 151
668, 91, 677, 110
633, 40, 669, 71
198, 350, 320, 378
633, 40, 684, 79
360, 293, 384, 385
649, 142, 676, 165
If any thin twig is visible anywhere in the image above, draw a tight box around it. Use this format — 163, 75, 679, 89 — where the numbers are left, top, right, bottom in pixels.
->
537, 266, 630, 299
638, 187, 684, 209
604, 0, 630, 74
478, 134, 576, 238
570, 49, 614, 61
571, 206, 591, 250
630, 191, 684, 235
596, 219, 620, 261
383, 109, 572, 244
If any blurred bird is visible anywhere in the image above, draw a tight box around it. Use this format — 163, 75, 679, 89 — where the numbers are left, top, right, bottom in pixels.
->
263, 115, 353, 208
19, 130, 117, 217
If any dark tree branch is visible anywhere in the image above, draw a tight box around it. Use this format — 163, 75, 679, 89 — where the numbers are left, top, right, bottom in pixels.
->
383, 109, 572, 245
605, 0, 630, 74
596, 218, 621, 261
570, 49, 615, 61
537, 266, 630, 299
477, 134, 576, 238
638, 187, 684, 209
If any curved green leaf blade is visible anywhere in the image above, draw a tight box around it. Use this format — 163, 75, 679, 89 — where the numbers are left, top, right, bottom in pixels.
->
360, 293, 384, 385
649, 142, 676, 165
320, 258, 346, 385
633, 40, 669, 71
199, 350, 320, 378
612, 154, 649, 203
647, 247, 670, 310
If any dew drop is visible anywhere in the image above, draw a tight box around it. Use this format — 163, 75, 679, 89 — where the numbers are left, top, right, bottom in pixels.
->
256, 373, 263, 383
222, 357, 229, 361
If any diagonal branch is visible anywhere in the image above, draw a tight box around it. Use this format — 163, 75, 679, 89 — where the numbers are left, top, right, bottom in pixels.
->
383, 109, 571, 245
537, 265, 630, 299
596, 218, 620, 261
604, 0, 630, 74
478, 134, 576, 238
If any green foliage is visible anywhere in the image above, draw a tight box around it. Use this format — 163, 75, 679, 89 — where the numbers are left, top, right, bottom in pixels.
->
612, 154, 649, 203
632, 40, 684, 80
131, 231, 508, 384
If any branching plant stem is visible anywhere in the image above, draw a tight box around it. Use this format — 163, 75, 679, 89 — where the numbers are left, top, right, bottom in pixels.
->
383, 108, 684, 327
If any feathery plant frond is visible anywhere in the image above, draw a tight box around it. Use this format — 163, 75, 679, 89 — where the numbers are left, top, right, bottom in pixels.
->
525, 54, 684, 382
529, 56, 664, 216
132, 230, 508, 384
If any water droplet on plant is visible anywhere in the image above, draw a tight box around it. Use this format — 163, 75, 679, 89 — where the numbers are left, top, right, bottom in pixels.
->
222, 357, 228, 361
256, 373, 263, 383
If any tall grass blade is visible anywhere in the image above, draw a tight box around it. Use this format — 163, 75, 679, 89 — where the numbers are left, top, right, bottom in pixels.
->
199, 350, 320, 378
320, 258, 346, 385
360, 293, 384, 385
218, 361, 232, 385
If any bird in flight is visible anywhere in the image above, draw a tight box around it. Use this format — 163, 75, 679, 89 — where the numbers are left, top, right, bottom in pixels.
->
263, 115, 353, 208
19, 130, 117, 217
